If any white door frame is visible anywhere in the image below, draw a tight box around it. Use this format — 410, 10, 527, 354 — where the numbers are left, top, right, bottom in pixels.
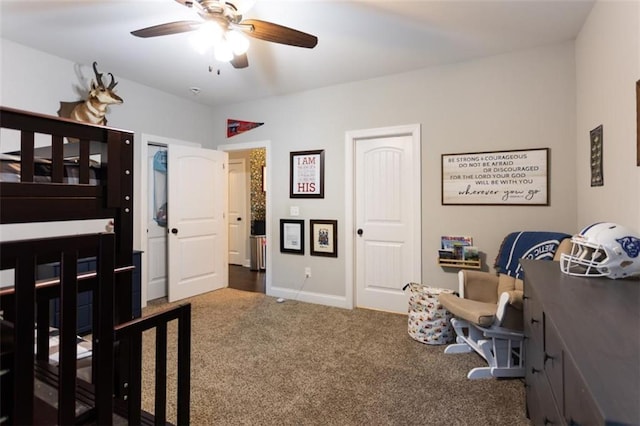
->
146, 144, 168, 301
138, 134, 200, 308
344, 124, 422, 309
228, 158, 249, 266
217, 140, 272, 294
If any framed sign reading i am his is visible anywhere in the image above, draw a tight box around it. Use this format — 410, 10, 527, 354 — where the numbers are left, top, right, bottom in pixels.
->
290, 150, 325, 198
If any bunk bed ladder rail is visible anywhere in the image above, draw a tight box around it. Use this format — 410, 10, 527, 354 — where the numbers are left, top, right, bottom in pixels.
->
0, 232, 116, 425
114, 303, 191, 425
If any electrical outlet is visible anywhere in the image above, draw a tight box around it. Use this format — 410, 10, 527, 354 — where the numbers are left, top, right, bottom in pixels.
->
305, 267, 311, 278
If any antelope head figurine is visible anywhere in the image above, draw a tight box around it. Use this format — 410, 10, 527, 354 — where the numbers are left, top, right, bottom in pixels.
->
58, 62, 123, 126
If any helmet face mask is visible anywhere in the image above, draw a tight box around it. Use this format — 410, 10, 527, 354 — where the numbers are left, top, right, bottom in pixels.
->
560, 223, 640, 279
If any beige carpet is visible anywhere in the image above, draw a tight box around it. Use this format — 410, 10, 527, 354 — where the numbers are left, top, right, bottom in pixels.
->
141, 288, 529, 425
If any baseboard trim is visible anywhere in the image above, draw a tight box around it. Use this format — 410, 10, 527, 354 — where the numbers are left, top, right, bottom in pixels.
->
267, 286, 350, 309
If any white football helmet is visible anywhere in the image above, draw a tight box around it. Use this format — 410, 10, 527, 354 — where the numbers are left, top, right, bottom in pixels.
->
560, 222, 640, 279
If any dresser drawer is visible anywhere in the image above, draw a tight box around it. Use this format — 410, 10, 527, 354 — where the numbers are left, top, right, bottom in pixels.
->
564, 355, 602, 425
526, 365, 564, 426
524, 339, 546, 418
543, 317, 564, 414
524, 291, 544, 344
525, 332, 544, 381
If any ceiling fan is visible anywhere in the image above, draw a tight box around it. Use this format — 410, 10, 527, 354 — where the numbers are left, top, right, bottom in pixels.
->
131, 0, 318, 69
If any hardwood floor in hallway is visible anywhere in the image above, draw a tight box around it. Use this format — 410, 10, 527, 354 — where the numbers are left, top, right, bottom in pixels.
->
228, 265, 265, 293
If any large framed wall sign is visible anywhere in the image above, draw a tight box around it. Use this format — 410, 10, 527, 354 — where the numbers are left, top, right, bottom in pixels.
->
442, 148, 549, 205
290, 150, 324, 198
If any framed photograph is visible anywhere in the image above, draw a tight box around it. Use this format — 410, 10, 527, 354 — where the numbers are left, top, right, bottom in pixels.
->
590, 125, 604, 187
290, 150, 325, 198
280, 219, 304, 254
310, 219, 338, 257
441, 148, 549, 205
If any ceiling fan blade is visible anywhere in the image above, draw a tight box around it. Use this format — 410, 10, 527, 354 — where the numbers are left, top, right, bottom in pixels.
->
239, 19, 317, 48
131, 21, 202, 38
230, 53, 249, 69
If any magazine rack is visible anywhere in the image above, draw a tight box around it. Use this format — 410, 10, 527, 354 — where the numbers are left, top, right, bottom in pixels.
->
439, 235, 480, 269
437, 258, 482, 269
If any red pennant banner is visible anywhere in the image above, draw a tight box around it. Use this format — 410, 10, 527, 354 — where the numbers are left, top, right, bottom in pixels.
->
227, 119, 264, 138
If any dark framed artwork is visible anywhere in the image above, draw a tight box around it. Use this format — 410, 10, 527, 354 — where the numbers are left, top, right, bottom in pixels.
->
280, 219, 304, 255
310, 219, 338, 257
590, 125, 604, 187
290, 150, 325, 198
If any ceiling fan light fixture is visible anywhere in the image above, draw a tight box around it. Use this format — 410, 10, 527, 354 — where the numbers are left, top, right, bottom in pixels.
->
131, 0, 318, 69
190, 21, 224, 54
214, 40, 234, 62
226, 30, 250, 55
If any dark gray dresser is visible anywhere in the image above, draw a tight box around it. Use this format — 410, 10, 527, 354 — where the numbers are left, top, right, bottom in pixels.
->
522, 259, 639, 425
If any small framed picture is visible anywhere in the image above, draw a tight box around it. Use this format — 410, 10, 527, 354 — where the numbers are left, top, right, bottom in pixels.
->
290, 150, 325, 198
590, 125, 603, 187
310, 219, 337, 257
280, 219, 304, 255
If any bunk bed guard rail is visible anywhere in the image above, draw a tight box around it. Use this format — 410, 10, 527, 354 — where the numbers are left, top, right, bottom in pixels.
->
0, 107, 191, 425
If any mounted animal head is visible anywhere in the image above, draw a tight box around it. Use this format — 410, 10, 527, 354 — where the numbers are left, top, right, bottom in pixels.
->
58, 62, 124, 127
89, 61, 123, 106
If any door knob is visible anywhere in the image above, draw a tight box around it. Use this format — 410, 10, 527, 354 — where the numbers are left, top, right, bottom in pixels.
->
171, 228, 178, 234
357, 229, 363, 236
237, 217, 242, 221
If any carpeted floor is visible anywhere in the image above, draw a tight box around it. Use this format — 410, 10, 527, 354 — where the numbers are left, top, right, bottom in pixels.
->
141, 288, 529, 425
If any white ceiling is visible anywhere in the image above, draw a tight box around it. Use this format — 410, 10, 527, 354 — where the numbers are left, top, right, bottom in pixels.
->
1, 0, 595, 108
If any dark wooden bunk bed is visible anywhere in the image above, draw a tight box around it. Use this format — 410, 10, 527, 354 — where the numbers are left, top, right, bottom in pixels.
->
0, 106, 190, 425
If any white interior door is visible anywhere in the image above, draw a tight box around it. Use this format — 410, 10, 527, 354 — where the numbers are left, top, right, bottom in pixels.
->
354, 126, 421, 313
147, 145, 167, 301
228, 159, 247, 266
167, 145, 228, 302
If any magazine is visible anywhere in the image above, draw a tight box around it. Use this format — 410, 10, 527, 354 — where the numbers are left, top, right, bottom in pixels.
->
462, 246, 480, 261
441, 236, 473, 260
441, 235, 473, 249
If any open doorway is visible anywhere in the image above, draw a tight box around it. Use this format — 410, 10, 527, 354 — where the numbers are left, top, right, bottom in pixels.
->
223, 146, 268, 294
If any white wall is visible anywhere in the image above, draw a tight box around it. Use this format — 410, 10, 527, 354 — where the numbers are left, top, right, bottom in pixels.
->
0, 39, 215, 144
212, 42, 579, 298
575, 0, 640, 232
